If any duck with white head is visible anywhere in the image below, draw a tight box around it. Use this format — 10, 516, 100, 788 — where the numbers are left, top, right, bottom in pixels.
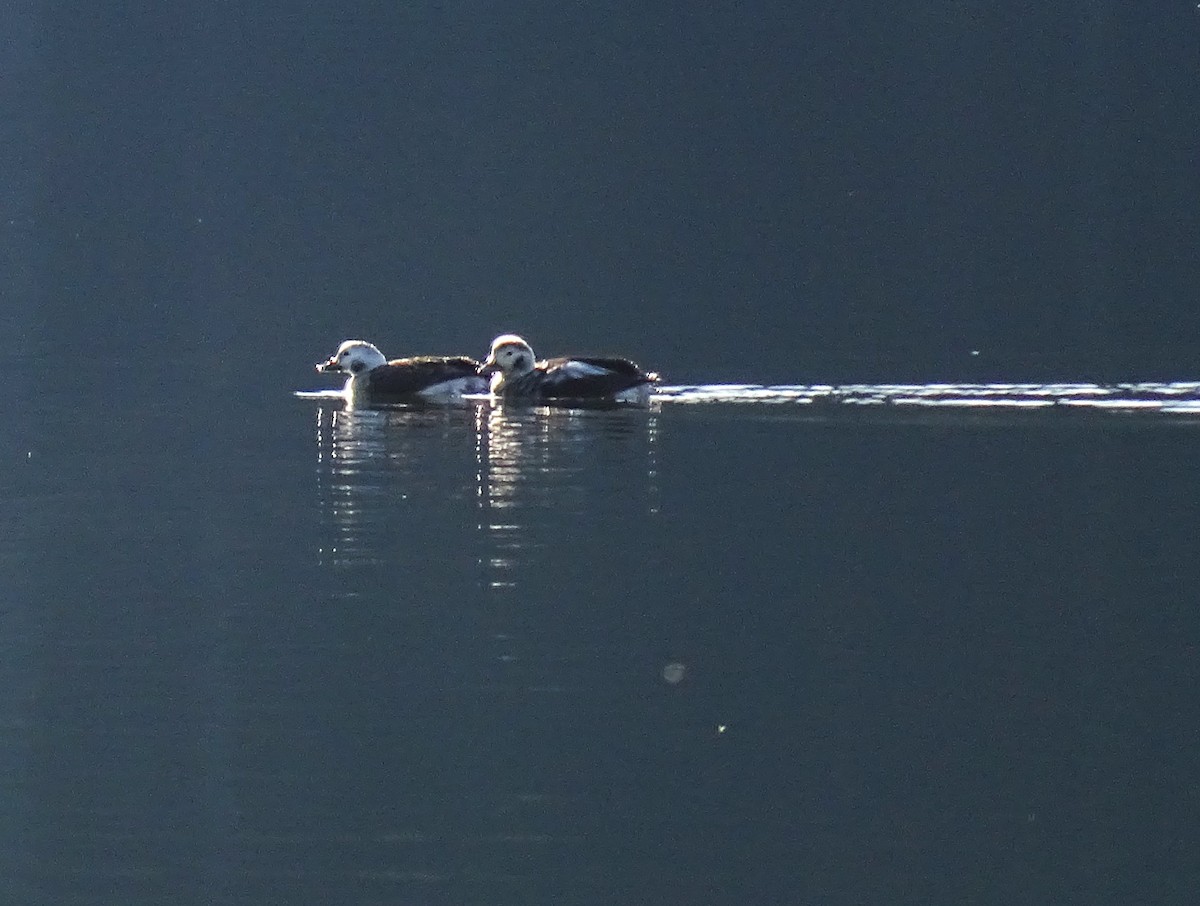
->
479, 334, 658, 404
317, 339, 487, 406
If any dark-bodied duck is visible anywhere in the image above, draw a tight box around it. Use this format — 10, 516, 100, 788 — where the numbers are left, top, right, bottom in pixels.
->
316, 340, 486, 405
479, 334, 658, 404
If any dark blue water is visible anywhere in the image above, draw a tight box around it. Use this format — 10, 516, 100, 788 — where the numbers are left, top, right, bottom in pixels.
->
10, 0, 1200, 899
6, 365, 1200, 904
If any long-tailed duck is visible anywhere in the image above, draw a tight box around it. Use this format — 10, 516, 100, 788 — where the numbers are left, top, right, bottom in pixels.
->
479, 334, 659, 404
316, 340, 487, 404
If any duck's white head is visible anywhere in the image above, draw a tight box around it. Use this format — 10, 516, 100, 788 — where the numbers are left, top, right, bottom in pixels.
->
480, 334, 536, 378
316, 340, 388, 377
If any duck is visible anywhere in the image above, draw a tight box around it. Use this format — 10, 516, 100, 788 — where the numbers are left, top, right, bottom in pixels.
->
479, 334, 659, 404
316, 340, 487, 405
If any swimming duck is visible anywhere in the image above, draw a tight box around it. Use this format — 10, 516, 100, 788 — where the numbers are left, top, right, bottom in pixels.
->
479, 334, 659, 404
316, 340, 487, 404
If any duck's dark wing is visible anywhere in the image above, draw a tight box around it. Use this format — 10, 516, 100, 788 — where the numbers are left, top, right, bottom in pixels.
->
559, 356, 656, 379
532, 357, 658, 398
365, 356, 485, 397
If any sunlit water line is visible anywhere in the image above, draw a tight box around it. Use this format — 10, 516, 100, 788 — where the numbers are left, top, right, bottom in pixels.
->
298, 380, 1200, 414
651, 381, 1200, 412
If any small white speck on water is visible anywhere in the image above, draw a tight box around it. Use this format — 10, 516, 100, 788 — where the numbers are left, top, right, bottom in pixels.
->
661, 662, 686, 684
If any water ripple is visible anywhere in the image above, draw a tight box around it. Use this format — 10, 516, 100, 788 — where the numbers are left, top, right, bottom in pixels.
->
652, 381, 1200, 414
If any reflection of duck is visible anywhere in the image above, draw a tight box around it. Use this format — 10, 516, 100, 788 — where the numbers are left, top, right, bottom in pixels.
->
479, 334, 659, 404
314, 404, 485, 569
472, 404, 662, 686
476, 403, 661, 534
316, 340, 487, 405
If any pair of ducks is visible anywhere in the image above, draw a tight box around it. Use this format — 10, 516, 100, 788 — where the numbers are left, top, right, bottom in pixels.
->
317, 334, 659, 406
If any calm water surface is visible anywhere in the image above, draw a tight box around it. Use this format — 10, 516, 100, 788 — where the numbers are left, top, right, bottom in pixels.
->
6, 377, 1200, 904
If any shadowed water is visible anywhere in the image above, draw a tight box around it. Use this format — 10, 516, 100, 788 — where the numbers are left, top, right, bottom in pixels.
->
6, 380, 1200, 904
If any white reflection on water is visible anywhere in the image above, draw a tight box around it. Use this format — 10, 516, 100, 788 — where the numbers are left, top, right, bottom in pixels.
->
474, 403, 660, 596
307, 378, 1200, 572
467, 402, 663, 697
313, 404, 481, 570
653, 381, 1200, 413
306, 377, 1200, 572
301, 379, 1200, 414
311, 400, 662, 581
